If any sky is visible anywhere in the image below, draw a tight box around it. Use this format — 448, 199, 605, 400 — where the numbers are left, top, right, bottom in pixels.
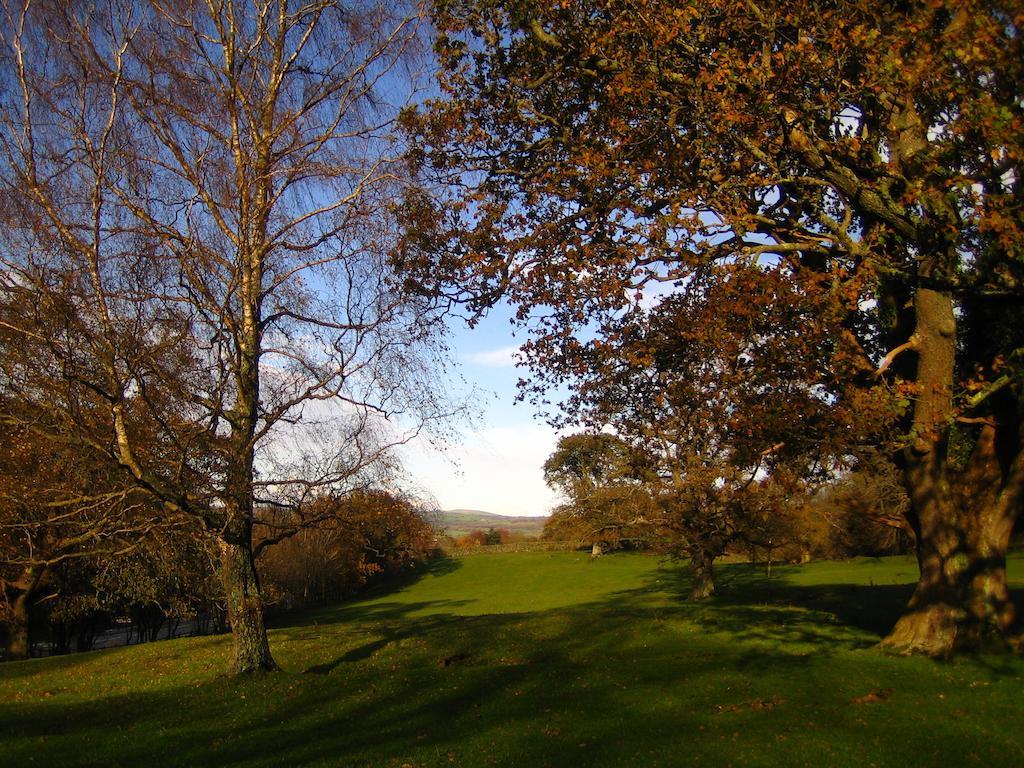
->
400, 301, 565, 518
374, 29, 567, 518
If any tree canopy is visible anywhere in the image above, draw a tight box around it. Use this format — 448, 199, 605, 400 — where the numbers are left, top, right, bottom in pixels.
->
406, 0, 1024, 654
542, 433, 656, 553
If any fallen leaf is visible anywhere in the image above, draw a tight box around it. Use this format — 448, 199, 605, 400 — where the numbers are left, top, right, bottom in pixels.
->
851, 688, 894, 704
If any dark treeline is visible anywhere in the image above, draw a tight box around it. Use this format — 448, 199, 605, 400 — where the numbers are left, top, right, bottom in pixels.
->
1, 485, 437, 660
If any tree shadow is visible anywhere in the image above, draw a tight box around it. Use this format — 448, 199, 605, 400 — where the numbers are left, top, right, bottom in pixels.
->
645, 558, 1024, 655
713, 575, 914, 640
4, 594, 1023, 768
267, 555, 464, 630
5, 554, 1024, 767
301, 608, 472, 674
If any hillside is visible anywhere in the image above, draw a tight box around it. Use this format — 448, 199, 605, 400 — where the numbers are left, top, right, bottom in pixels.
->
435, 508, 548, 537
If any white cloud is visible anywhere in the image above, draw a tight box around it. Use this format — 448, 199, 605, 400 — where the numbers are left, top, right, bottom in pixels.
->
463, 345, 523, 368
402, 423, 561, 517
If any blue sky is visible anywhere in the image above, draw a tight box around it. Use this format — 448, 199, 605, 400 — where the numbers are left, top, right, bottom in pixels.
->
401, 301, 563, 517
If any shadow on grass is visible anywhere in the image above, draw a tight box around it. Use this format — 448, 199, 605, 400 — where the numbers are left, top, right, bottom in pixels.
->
296, 557, 914, 686
0, 559, 464, 681
646, 559, 1024, 655
702, 562, 912, 638
0, 601, 871, 766
266, 555, 465, 630
0, 604, 662, 764
301, 608, 472, 674
5, 554, 1024, 767
5, 595, 1024, 768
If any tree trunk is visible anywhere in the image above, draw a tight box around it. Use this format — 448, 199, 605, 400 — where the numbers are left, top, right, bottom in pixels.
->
885, 421, 1021, 655
5, 590, 31, 661
591, 542, 604, 558
884, 503, 1014, 655
221, 537, 278, 673
883, 288, 1023, 655
3, 565, 45, 661
689, 549, 716, 600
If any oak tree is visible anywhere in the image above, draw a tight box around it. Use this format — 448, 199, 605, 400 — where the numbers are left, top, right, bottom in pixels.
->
408, 0, 1024, 653
542, 432, 656, 555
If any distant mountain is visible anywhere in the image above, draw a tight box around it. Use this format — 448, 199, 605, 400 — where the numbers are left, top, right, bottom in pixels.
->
435, 509, 549, 537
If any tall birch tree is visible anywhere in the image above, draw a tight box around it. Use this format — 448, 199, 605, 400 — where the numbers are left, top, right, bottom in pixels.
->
0, 0, 454, 672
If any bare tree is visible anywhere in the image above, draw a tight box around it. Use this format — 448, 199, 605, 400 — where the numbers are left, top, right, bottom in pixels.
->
0, 0, 457, 672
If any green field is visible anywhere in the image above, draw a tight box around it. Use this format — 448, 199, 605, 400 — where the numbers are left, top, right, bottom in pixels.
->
2, 552, 1023, 767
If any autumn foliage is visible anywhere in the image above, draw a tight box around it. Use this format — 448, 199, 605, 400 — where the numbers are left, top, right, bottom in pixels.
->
256, 491, 439, 609
406, 0, 1024, 654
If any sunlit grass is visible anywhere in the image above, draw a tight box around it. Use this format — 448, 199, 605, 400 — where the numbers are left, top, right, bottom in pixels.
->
2, 551, 1022, 767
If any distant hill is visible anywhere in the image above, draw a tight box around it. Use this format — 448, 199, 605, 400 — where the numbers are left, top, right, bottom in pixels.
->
435, 509, 549, 538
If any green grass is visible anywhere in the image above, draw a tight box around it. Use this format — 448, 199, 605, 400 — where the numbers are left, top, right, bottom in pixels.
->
2, 552, 1023, 767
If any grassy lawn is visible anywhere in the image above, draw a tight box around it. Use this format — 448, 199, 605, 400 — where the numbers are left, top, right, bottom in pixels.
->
2, 551, 1023, 767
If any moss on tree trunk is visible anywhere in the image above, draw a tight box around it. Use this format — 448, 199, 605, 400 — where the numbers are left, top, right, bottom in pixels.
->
885, 424, 1019, 655
883, 514, 1014, 655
